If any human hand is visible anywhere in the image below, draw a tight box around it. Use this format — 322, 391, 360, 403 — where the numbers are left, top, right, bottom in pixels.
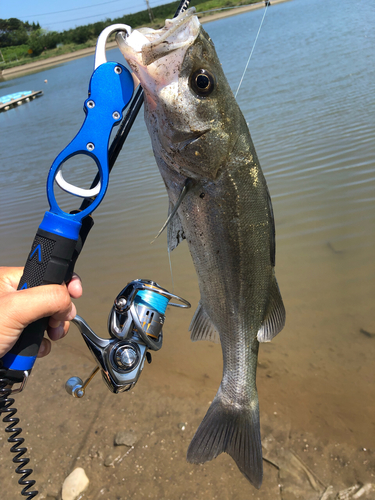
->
0, 267, 82, 359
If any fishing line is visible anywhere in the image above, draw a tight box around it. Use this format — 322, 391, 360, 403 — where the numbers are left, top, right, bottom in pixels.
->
235, 3, 269, 98
168, 247, 175, 294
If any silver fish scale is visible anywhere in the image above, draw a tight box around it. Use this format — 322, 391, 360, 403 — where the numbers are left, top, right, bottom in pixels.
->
181, 162, 272, 405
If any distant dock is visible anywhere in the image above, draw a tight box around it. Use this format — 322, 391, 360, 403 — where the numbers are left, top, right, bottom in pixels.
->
0, 90, 43, 112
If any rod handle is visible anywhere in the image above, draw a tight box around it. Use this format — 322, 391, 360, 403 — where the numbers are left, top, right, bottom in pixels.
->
0, 213, 81, 381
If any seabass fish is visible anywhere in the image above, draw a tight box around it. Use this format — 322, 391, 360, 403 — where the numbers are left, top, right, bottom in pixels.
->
117, 9, 285, 488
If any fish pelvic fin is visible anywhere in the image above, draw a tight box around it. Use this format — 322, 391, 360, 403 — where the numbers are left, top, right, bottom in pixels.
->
187, 391, 263, 489
167, 200, 186, 252
257, 274, 286, 343
189, 301, 220, 343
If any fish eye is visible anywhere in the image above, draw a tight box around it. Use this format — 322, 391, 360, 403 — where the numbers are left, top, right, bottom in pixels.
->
190, 69, 215, 97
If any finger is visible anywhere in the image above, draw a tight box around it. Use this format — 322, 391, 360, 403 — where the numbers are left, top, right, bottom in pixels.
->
48, 316, 61, 328
50, 301, 76, 324
47, 273, 81, 325
47, 320, 70, 341
67, 273, 82, 299
13, 285, 75, 329
37, 338, 51, 358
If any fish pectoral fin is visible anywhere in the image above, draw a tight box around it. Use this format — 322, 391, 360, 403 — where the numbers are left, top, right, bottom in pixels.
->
153, 178, 194, 245
257, 276, 286, 343
187, 390, 263, 489
189, 301, 220, 343
167, 201, 186, 252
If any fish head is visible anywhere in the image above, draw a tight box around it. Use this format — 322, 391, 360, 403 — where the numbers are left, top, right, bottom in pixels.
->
117, 9, 244, 180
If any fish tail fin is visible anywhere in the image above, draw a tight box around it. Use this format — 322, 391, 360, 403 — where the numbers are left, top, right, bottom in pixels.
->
187, 390, 263, 488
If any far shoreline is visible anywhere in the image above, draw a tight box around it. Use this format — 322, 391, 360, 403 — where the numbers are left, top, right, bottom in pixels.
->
1, 0, 291, 81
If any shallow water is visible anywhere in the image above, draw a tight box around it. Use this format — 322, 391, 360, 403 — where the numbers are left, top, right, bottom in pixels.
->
0, 0, 374, 497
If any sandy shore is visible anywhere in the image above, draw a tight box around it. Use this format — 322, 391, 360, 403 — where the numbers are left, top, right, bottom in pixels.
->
0, 41, 117, 79
1, 0, 291, 80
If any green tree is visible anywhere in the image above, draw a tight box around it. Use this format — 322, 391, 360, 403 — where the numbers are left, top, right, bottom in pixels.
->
28, 30, 44, 56
70, 25, 91, 44
0, 17, 40, 47
43, 31, 60, 50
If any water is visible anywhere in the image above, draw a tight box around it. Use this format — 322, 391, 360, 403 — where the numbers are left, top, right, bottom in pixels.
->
0, 0, 374, 495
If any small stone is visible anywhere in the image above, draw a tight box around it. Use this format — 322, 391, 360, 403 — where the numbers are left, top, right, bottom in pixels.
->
353, 484, 375, 499
61, 468, 89, 500
177, 422, 187, 431
114, 430, 137, 447
104, 453, 121, 467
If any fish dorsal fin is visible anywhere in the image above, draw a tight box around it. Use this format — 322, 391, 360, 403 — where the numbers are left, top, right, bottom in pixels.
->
189, 301, 220, 343
257, 276, 285, 343
167, 201, 186, 252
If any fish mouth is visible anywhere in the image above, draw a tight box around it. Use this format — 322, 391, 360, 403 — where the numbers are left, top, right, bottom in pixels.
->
116, 8, 200, 67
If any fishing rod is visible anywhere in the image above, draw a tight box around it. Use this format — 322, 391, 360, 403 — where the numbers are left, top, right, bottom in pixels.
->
0, 0, 191, 498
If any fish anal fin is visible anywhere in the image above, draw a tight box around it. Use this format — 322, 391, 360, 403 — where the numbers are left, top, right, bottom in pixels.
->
189, 301, 220, 343
167, 201, 185, 252
187, 391, 263, 489
257, 276, 286, 343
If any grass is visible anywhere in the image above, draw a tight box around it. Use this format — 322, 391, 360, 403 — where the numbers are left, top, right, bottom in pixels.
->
0, 41, 97, 70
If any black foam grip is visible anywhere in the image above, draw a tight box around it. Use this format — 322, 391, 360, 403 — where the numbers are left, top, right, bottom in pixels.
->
8, 228, 77, 362
18, 229, 77, 289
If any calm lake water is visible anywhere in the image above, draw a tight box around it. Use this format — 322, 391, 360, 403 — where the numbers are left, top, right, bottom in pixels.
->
0, 0, 374, 496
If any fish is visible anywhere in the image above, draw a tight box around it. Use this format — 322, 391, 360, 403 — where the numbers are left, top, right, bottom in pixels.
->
117, 8, 285, 488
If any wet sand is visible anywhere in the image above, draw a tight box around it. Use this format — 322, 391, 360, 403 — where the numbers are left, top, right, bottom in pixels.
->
1, 242, 374, 499
1, 0, 291, 80
0, 310, 374, 500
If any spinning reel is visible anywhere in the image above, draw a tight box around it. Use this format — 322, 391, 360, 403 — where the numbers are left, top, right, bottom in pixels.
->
65, 279, 190, 397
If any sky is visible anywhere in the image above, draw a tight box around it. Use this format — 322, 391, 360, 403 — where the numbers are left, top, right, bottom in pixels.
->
0, 0, 169, 33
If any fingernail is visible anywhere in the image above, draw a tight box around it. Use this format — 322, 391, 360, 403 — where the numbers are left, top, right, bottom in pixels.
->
37, 340, 49, 358
39, 343, 47, 355
49, 318, 60, 329
50, 324, 65, 341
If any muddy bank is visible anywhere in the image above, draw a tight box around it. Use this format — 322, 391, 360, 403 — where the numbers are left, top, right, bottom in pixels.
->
0, 335, 373, 499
